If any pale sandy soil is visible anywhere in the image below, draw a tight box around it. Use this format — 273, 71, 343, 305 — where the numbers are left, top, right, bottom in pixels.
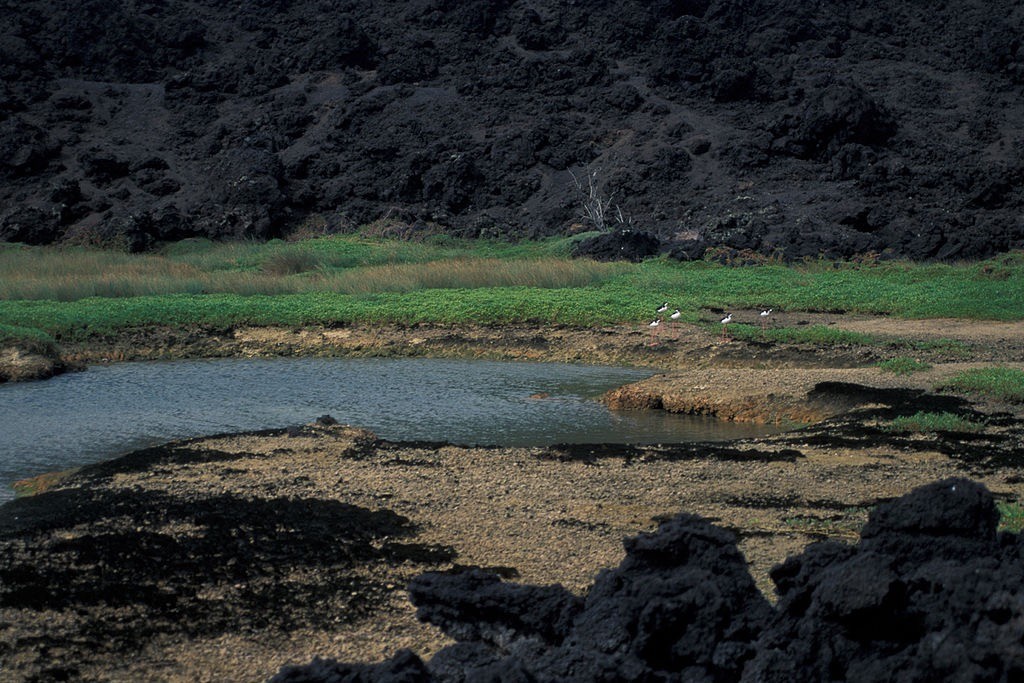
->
9, 417, 1018, 682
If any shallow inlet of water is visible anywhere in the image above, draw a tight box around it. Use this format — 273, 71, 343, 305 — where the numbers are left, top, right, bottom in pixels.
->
0, 357, 787, 502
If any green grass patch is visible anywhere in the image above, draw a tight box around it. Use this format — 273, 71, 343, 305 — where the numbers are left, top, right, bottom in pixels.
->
998, 501, 1024, 533
726, 323, 875, 345
0, 322, 54, 345
0, 286, 656, 341
877, 357, 933, 375
1, 238, 1022, 337
628, 252, 1024, 320
935, 367, 1024, 403
0, 322, 57, 353
884, 338, 972, 359
781, 507, 868, 536
882, 411, 987, 434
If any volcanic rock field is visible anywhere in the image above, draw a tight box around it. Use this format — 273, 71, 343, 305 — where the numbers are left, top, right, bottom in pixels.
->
2, 0, 1022, 258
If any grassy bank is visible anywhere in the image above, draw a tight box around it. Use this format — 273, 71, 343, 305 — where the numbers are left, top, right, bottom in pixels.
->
937, 368, 1024, 404
0, 322, 58, 353
1, 236, 1023, 343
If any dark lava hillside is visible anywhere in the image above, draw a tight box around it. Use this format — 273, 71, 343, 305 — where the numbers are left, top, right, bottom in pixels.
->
1, 1, 1022, 258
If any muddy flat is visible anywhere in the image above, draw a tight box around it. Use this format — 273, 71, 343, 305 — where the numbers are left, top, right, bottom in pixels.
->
1, 316, 1023, 682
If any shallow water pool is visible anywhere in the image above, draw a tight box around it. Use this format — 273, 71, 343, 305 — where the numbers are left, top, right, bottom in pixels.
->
0, 357, 785, 501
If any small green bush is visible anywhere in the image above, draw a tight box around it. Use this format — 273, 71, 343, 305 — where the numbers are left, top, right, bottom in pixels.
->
883, 411, 986, 434
998, 502, 1024, 533
877, 357, 932, 375
936, 367, 1024, 403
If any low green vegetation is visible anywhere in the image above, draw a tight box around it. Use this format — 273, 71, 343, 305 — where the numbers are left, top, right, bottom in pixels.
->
0, 322, 58, 353
877, 357, 933, 375
882, 411, 987, 434
631, 250, 1024, 321
0, 236, 1022, 342
889, 338, 972, 358
727, 323, 874, 346
998, 501, 1024, 533
936, 367, 1024, 404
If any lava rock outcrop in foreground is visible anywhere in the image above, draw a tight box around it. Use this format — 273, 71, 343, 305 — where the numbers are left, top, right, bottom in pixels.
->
273, 478, 1024, 682
2, 1, 1023, 258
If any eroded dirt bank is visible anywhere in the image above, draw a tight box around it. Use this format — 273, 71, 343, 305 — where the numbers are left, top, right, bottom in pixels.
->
2, 315, 1024, 681
0, 345, 67, 382
14, 309, 1024, 380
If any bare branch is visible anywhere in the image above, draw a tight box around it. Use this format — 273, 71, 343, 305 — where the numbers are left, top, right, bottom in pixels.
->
570, 166, 631, 232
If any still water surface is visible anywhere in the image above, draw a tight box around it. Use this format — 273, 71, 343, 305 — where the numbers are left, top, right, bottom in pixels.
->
0, 358, 781, 502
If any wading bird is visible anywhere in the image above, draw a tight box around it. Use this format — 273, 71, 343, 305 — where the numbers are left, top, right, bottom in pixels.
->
669, 308, 681, 336
720, 313, 733, 341
760, 308, 772, 334
648, 318, 662, 345
656, 302, 669, 314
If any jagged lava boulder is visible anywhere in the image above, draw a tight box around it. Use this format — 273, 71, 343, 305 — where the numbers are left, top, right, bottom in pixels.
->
273, 478, 1024, 682
745, 478, 1024, 682
570, 228, 662, 262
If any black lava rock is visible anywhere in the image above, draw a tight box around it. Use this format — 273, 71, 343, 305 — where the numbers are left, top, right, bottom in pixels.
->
746, 479, 1024, 682
278, 478, 1024, 682
409, 568, 584, 647
571, 229, 662, 262
0, 1, 1021, 258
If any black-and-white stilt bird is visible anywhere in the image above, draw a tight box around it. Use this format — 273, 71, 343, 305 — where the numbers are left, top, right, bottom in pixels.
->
669, 308, 681, 335
759, 308, 772, 334
649, 318, 662, 345
720, 313, 733, 341
656, 302, 669, 314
